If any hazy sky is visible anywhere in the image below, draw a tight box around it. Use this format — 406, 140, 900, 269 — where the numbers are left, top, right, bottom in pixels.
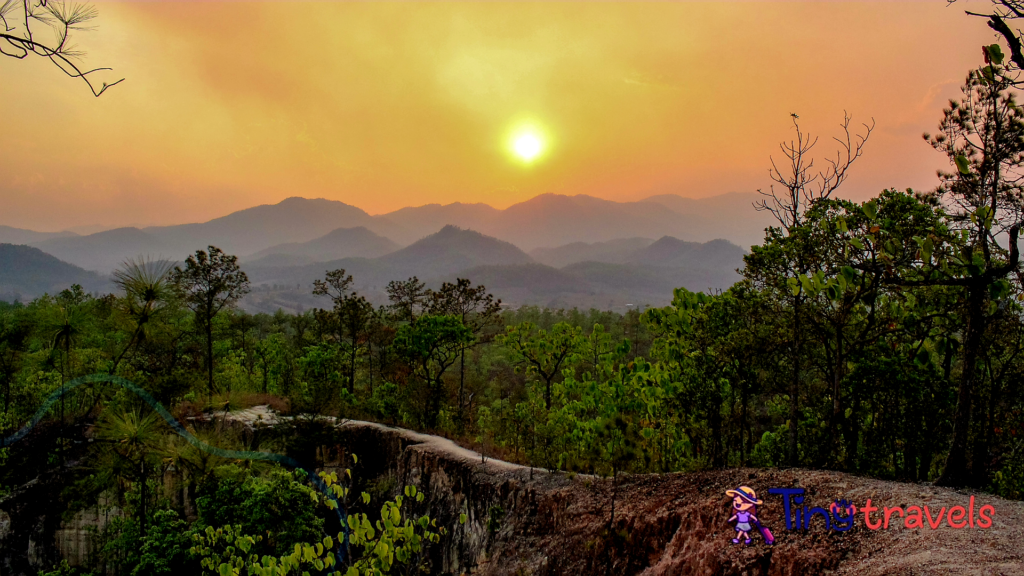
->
0, 1, 1000, 231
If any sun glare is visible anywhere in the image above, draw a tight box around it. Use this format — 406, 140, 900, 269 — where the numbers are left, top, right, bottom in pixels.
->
514, 133, 543, 161
509, 128, 546, 163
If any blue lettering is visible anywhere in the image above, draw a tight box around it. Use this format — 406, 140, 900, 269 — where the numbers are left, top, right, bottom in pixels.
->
768, 488, 804, 531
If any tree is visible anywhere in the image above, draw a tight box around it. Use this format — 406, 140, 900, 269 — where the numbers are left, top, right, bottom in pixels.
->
910, 67, 1024, 486
958, 2, 1024, 72
94, 407, 164, 538
110, 258, 174, 375
386, 277, 428, 322
427, 278, 502, 429
0, 0, 123, 95
313, 269, 374, 394
499, 321, 584, 410
393, 314, 473, 429
170, 246, 250, 403
751, 112, 874, 465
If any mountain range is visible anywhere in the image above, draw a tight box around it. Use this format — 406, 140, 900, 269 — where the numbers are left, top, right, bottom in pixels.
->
0, 191, 766, 309
12, 192, 773, 274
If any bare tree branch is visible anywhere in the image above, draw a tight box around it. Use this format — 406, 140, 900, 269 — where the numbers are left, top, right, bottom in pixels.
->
755, 113, 874, 232
1, 0, 122, 96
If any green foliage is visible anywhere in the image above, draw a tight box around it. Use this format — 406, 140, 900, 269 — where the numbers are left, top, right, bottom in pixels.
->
37, 560, 95, 576
195, 466, 324, 557
132, 509, 193, 575
189, 469, 456, 576
393, 314, 473, 428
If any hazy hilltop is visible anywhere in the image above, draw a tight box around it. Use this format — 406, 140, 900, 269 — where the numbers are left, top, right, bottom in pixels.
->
31, 227, 169, 273
631, 237, 746, 268
376, 203, 502, 245
527, 236, 748, 269
639, 192, 777, 249
26, 197, 387, 273
0, 244, 110, 300
530, 238, 655, 267
0, 225, 77, 245
144, 196, 385, 256
377, 225, 533, 275
246, 226, 400, 267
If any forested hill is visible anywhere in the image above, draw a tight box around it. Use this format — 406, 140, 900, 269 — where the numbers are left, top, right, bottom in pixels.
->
0, 243, 110, 300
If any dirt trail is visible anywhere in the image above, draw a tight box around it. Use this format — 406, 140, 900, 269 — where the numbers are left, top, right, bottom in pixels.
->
230, 408, 1024, 575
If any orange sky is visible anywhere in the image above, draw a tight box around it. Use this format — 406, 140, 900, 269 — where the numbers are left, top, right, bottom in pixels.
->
0, 1, 1000, 231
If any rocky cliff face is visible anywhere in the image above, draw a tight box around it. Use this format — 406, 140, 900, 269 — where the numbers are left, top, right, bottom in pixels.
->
329, 421, 1024, 576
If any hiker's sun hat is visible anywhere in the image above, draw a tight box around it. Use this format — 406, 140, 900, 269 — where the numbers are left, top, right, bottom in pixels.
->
726, 486, 763, 506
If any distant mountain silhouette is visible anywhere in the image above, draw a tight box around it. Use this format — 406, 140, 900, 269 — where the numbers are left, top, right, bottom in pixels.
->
373, 192, 773, 250
528, 236, 745, 271
375, 203, 501, 245
530, 238, 655, 267
244, 225, 534, 298
31, 227, 168, 273
18, 192, 768, 273
377, 225, 533, 276
628, 237, 746, 269
373, 194, 700, 250
0, 244, 110, 300
247, 226, 399, 266
0, 225, 77, 245
640, 192, 776, 249
145, 196, 383, 257
27, 197, 386, 273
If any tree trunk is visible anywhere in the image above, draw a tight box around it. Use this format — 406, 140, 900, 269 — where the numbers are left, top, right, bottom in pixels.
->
937, 283, 985, 486
710, 392, 723, 468
789, 296, 801, 466
458, 348, 466, 431
206, 319, 215, 404
830, 326, 844, 467
741, 378, 749, 466
349, 342, 357, 394
972, 379, 997, 488
140, 460, 147, 538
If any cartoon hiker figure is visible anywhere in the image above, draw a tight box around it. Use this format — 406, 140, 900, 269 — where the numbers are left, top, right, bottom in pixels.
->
726, 486, 774, 546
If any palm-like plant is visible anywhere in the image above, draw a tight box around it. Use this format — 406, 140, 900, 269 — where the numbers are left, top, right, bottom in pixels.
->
110, 258, 174, 374
95, 407, 165, 537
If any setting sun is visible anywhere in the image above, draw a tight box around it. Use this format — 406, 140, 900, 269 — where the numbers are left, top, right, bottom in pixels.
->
513, 133, 543, 161
509, 128, 546, 163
